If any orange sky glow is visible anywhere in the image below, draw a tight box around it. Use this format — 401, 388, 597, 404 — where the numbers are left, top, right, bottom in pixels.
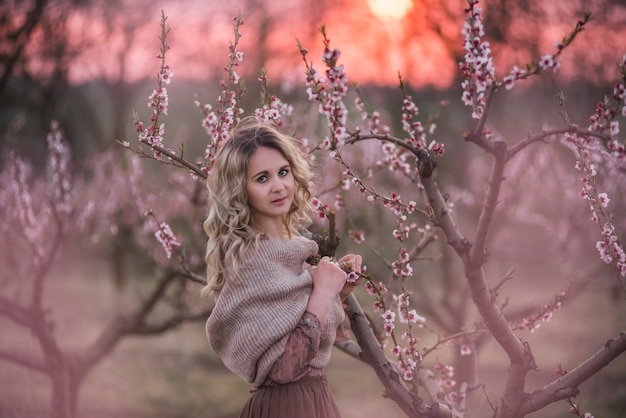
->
62, 0, 626, 90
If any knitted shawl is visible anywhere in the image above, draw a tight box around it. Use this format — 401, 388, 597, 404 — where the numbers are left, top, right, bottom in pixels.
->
205, 236, 345, 388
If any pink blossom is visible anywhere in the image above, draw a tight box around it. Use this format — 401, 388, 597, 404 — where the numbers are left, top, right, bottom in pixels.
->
384, 322, 395, 336
373, 300, 383, 312
391, 345, 402, 357
346, 271, 359, 283
440, 378, 456, 389
539, 55, 557, 71
406, 309, 425, 326
155, 222, 181, 259
349, 229, 365, 244
160, 64, 174, 84
610, 120, 620, 136
365, 281, 377, 296
428, 140, 445, 156
542, 311, 553, 322
597, 192, 610, 208
382, 310, 396, 323
460, 344, 472, 356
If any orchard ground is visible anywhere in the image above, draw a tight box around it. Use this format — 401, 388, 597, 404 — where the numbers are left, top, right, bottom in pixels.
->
1, 246, 624, 418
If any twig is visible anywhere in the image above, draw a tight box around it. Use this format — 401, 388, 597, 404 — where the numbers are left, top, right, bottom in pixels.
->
119, 140, 207, 179
490, 267, 515, 300
469, 140, 507, 267
482, 384, 497, 413
422, 329, 489, 358
507, 126, 611, 160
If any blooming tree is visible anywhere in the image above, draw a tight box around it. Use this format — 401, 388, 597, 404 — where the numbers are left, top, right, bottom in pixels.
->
129, 2, 626, 417
0, 114, 210, 418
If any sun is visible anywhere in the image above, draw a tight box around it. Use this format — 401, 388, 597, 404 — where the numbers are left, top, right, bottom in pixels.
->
367, 0, 413, 21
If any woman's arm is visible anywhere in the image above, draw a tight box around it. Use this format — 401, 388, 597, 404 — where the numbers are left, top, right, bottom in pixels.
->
307, 257, 347, 324
265, 311, 322, 384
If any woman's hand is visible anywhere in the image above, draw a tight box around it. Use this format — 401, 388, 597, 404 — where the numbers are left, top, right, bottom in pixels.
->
337, 254, 362, 275
309, 256, 348, 298
337, 254, 364, 300
307, 257, 348, 324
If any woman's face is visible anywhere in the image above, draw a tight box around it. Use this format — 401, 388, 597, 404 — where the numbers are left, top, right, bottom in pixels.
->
245, 146, 295, 228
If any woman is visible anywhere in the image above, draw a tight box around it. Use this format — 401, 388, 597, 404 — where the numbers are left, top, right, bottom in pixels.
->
204, 117, 362, 418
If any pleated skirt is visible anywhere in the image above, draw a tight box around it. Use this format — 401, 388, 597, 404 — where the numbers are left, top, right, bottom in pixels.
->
238, 375, 342, 418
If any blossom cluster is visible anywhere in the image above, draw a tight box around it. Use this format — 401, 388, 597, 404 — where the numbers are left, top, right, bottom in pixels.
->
199, 14, 245, 170
311, 196, 331, 221
567, 398, 594, 418
366, 273, 427, 384
354, 93, 390, 136
596, 54, 626, 162
378, 141, 411, 175
9, 152, 42, 247
255, 72, 294, 126
515, 291, 566, 333
401, 94, 427, 150
461, 0, 579, 107
154, 220, 181, 260
133, 13, 174, 161
565, 130, 626, 278
434, 361, 456, 390
459, 1, 494, 120
6, 121, 76, 261
46, 120, 72, 217
299, 29, 350, 150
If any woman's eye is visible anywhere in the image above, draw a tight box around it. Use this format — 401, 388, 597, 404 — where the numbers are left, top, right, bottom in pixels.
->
279, 168, 289, 177
257, 175, 268, 183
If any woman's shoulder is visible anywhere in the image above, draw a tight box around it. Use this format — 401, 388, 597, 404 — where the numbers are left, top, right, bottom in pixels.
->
259, 234, 317, 252
241, 235, 318, 267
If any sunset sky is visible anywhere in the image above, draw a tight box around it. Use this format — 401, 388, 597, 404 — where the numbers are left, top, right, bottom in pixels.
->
56, 0, 626, 89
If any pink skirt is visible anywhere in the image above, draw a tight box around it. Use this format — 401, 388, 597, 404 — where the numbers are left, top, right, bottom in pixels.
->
238, 375, 342, 418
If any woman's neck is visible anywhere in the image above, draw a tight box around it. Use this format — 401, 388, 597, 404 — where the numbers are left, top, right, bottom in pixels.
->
253, 218, 287, 240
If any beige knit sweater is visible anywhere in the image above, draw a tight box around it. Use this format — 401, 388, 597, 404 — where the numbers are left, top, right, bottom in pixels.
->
205, 236, 345, 388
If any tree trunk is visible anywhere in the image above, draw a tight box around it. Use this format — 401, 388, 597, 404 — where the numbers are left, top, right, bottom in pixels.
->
50, 363, 79, 418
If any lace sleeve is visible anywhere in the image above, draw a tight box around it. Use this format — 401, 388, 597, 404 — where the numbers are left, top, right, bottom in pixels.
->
266, 311, 322, 384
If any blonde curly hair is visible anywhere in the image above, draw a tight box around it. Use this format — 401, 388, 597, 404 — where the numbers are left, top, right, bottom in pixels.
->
202, 118, 313, 296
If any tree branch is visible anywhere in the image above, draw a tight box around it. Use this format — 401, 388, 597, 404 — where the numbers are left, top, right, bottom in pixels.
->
417, 148, 536, 417
469, 140, 506, 266
0, 348, 48, 374
0, 296, 33, 326
335, 336, 460, 409
348, 133, 422, 156
507, 126, 611, 160
520, 331, 626, 415
128, 308, 212, 336
344, 294, 462, 418
120, 140, 207, 179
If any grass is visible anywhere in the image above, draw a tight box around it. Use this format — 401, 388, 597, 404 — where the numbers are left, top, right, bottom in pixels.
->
0, 251, 624, 418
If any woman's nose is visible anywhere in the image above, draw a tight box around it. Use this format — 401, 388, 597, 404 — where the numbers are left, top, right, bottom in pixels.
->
270, 177, 285, 192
